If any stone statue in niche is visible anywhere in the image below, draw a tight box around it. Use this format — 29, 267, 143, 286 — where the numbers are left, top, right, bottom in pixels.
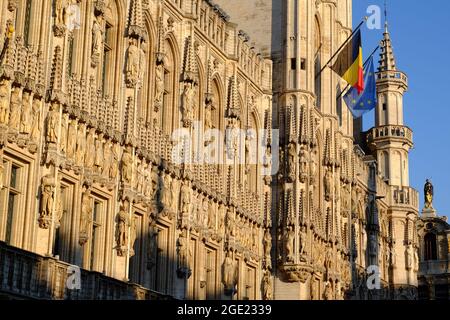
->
226, 119, 240, 159
125, 39, 140, 88
262, 271, 273, 300
285, 226, 295, 263
180, 182, 191, 215
323, 282, 334, 300
60, 113, 68, 154
85, 128, 96, 168
252, 224, 258, 250
351, 187, 360, 215
0, 80, 10, 125
310, 150, 318, 185
216, 204, 225, 233
170, 178, 178, 212
201, 198, 209, 228
299, 225, 307, 258
324, 244, 333, 273
91, 17, 103, 66
177, 229, 192, 278
116, 199, 130, 256
298, 145, 309, 183
263, 229, 272, 268
406, 244, 414, 270
121, 147, 133, 184
20, 91, 31, 134
110, 143, 119, 179
154, 64, 164, 110
75, 123, 86, 166
46, 102, 59, 143
204, 103, 213, 130
147, 223, 158, 269
129, 216, 137, 257
79, 187, 93, 245
226, 209, 236, 237
143, 164, 151, 198
222, 250, 238, 295
287, 143, 296, 181
9, 88, 21, 131
151, 171, 159, 199
181, 82, 196, 127
244, 133, 252, 174
161, 174, 171, 209
39, 175, 56, 229
102, 140, 112, 177
54, 184, 64, 227
94, 136, 104, 173
55, 0, 68, 26
136, 160, 145, 194
208, 202, 216, 230
414, 245, 419, 271
66, 119, 77, 159
324, 167, 333, 202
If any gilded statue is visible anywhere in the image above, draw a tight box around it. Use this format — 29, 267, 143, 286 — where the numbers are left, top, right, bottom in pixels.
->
424, 179, 433, 209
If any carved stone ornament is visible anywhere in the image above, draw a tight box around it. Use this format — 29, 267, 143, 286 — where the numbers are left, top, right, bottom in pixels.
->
279, 264, 312, 283
38, 175, 56, 229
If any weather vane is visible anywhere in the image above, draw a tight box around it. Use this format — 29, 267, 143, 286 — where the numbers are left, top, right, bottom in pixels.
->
384, 0, 388, 31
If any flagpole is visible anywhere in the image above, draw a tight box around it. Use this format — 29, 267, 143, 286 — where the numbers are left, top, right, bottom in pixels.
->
315, 17, 367, 79
336, 45, 380, 101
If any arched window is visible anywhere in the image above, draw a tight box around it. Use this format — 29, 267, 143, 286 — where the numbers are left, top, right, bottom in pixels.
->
211, 78, 223, 131
314, 17, 322, 109
424, 233, 437, 261
97, 1, 122, 98
246, 111, 259, 193
12, 0, 32, 45
159, 38, 177, 134
140, 16, 156, 123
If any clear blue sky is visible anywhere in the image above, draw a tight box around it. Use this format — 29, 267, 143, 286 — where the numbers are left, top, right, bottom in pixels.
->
352, 0, 450, 217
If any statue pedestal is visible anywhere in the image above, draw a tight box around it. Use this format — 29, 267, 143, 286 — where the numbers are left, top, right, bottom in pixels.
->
422, 207, 437, 218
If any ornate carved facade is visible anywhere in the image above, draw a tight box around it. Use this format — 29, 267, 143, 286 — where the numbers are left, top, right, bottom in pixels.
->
0, 0, 418, 300
417, 181, 450, 300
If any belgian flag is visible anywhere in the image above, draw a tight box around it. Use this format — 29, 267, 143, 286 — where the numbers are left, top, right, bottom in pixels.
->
331, 30, 364, 94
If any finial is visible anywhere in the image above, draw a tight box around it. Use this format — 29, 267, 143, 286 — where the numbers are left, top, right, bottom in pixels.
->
384, 0, 388, 33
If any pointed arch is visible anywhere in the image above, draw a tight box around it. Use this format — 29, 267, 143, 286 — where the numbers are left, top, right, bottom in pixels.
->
314, 15, 323, 109
314, 129, 323, 211
210, 74, 225, 131
140, 11, 157, 123
195, 56, 205, 122
102, 0, 126, 97
157, 34, 180, 134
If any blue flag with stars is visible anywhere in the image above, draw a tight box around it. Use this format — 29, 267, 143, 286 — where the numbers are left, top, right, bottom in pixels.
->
343, 56, 377, 118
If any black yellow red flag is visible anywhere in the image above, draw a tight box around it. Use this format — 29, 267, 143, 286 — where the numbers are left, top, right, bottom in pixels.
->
331, 30, 364, 94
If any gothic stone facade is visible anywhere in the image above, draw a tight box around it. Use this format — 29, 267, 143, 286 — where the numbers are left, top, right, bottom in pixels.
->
0, 0, 418, 300
417, 197, 450, 300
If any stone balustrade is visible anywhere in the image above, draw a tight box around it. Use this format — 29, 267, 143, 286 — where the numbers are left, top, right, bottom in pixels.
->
367, 125, 413, 146
389, 185, 419, 208
0, 241, 170, 300
419, 260, 449, 276
376, 70, 408, 85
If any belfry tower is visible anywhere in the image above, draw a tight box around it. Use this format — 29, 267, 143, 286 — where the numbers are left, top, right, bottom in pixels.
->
368, 19, 419, 291
371, 23, 412, 187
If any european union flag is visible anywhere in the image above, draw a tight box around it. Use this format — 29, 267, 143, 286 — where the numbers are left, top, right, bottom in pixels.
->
343, 56, 377, 118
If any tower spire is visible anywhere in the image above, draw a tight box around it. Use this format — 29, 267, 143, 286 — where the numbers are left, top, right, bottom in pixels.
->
378, 0, 397, 72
